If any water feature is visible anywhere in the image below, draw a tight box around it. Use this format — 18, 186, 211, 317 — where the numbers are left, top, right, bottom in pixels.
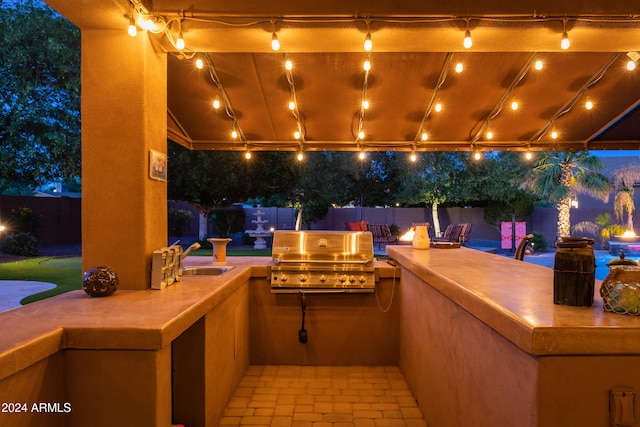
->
245, 205, 273, 250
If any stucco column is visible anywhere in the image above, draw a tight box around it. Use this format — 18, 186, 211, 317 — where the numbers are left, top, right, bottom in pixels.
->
81, 29, 167, 290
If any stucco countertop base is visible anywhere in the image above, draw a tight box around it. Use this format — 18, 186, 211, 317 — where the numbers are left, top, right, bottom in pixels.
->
387, 245, 640, 356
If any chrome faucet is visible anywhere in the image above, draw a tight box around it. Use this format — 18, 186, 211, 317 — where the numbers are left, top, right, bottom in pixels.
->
182, 242, 201, 260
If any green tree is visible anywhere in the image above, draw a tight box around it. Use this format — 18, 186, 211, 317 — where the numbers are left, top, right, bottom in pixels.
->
523, 151, 611, 240
167, 142, 299, 237
0, 1, 80, 193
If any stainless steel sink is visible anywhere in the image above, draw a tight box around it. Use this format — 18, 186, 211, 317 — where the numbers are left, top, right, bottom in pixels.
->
181, 266, 235, 276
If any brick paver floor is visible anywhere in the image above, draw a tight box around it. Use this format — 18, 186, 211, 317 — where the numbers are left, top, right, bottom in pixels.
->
218, 365, 426, 427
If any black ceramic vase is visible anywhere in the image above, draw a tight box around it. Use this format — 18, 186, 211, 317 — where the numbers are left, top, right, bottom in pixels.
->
82, 266, 119, 297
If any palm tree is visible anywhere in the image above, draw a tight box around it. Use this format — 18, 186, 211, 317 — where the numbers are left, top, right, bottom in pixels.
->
611, 166, 640, 232
523, 151, 611, 240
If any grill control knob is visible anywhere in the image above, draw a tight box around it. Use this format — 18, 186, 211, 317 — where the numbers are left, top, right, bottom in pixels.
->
319, 275, 327, 283
358, 276, 367, 283
280, 274, 288, 282
348, 276, 356, 283
339, 275, 347, 283
299, 275, 307, 283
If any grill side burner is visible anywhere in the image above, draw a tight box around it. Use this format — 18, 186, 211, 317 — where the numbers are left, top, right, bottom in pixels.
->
270, 230, 376, 293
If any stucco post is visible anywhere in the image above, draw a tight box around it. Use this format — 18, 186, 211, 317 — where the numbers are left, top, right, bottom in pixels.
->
81, 29, 167, 290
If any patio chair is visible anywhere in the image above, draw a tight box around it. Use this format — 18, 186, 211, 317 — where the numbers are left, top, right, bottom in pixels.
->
367, 224, 398, 249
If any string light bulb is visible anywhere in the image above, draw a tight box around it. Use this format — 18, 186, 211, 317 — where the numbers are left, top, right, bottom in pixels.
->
358, 131, 365, 140
294, 130, 301, 139
363, 60, 371, 71
364, 32, 372, 52
362, 100, 370, 110
473, 150, 482, 161
195, 58, 203, 69
511, 98, 519, 111
463, 28, 472, 49
244, 150, 252, 160
285, 59, 293, 70
585, 98, 593, 110
455, 62, 463, 73
421, 132, 428, 141
486, 130, 493, 140
551, 129, 558, 139
627, 60, 636, 71
535, 60, 543, 70
410, 151, 417, 162
358, 150, 366, 160
231, 130, 238, 139
128, 16, 137, 37
271, 32, 280, 51
524, 151, 533, 160
288, 101, 296, 111
297, 151, 304, 161
213, 99, 220, 109
176, 30, 185, 50
561, 31, 570, 50
434, 102, 442, 112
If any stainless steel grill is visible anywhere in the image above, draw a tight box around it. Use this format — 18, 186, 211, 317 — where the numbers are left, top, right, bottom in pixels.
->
270, 230, 376, 293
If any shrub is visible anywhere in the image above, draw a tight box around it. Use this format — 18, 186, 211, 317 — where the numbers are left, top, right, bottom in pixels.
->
529, 233, 548, 252
9, 207, 41, 235
0, 232, 39, 256
168, 209, 193, 237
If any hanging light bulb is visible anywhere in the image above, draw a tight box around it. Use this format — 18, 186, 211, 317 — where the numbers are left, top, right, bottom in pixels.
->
212, 99, 221, 109
410, 151, 417, 162
358, 130, 365, 139
627, 60, 636, 71
551, 129, 558, 139
128, 16, 137, 37
285, 59, 293, 70
288, 101, 296, 111
364, 32, 372, 52
524, 151, 533, 160
585, 98, 593, 110
363, 60, 371, 71
231, 130, 238, 139
421, 132, 428, 141
297, 151, 304, 161
362, 100, 370, 110
473, 150, 482, 161
486, 130, 493, 140
358, 150, 366, 160
271, 32, 280, 51
195, 58, 203, 69
455, 62, 463, 73
244, 150, 252, 160
463, 29, 472, 49
294, 130, 301, 139
434, 102, 442, 112
511, 98, 519, 111
535, 60, 543, 70
176, 30, 185, 50
561, 31, 570, 50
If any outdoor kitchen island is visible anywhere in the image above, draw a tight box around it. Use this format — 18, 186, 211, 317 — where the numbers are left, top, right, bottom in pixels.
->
2, 247, 640, 427
387, 245, 640, 427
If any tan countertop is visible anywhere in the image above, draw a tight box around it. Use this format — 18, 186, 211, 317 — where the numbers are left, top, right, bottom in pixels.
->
0, 256, 397, 381
387, 245, 640, 356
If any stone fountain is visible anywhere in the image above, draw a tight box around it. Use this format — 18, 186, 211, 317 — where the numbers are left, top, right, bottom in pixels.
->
245, 205, 272, 250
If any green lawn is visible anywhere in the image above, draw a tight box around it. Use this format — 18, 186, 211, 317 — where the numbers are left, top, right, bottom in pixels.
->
0, 248, 272, 305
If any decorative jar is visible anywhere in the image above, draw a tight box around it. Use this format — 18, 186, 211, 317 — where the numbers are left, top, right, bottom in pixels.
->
82, 266, 119, 297
600, 253, 640, 315
553, 237, 595, 306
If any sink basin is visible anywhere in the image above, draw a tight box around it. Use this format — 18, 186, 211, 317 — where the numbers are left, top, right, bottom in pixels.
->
181, 266, 235, 276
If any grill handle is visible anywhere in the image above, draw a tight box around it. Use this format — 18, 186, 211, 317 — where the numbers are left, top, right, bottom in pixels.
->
273, 258, 372, 265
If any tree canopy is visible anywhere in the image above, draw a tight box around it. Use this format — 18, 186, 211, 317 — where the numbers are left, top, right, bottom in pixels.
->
0, 0, 81, 194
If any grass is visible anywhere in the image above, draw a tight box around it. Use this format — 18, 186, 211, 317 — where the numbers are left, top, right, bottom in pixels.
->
0, 256, 83, 304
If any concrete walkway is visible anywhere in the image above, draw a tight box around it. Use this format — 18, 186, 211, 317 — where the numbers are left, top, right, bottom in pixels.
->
0, 280, 56, 313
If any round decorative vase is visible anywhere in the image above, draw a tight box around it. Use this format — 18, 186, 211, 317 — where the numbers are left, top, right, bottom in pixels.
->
412, 225, 430, 249
600, 253, 640, 316
82, 266, 119, 297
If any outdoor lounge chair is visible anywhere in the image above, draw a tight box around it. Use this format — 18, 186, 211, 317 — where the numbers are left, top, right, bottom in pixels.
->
367, 224, 398, 249
432, 223, 472, 244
